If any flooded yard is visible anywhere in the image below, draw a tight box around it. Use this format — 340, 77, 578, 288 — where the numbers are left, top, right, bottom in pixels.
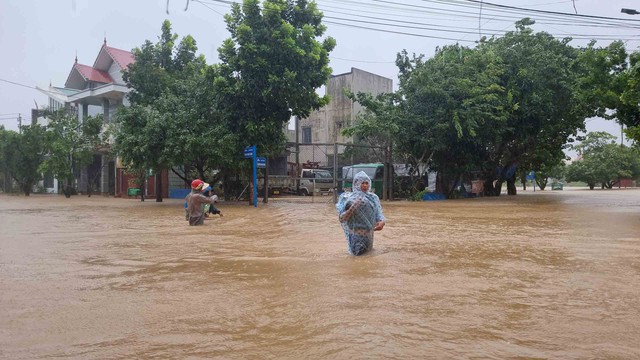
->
1, 188, 639, 359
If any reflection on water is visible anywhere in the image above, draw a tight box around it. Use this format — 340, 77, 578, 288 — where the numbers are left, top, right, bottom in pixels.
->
1, 189, 639, 359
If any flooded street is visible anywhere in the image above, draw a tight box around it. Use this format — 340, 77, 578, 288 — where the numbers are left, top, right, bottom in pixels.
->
1, 189, 639, 359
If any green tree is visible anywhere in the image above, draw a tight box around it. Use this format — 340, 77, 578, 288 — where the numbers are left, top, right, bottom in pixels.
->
2, 124, 48, 195
152, 66, 238, 185
0, 126, 10, 192
347, 20, 615, 199
565, 159, 598, 189
533, 156, 566, 190
347, 43, 512, 199
115, 20, 207, 201
113, 105, 157, 201
390, 44, 509, 198
566, 131, 640, 189
612, 48, 640, 144
216, 0, 336, 159
39, 109, 106, 197
477, 19, 596, 196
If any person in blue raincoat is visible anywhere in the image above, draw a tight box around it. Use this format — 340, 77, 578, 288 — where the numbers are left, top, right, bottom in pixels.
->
336, 171, 386, 255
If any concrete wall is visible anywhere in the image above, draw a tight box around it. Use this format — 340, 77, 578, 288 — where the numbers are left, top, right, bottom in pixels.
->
108, 61, 125, 85
301, 67, 392, 146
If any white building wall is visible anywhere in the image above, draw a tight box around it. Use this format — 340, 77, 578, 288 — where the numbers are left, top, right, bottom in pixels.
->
108, 61, 125, 85
298, 68, 393, 164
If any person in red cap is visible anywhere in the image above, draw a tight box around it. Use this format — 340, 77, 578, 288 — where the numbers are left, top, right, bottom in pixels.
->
184, 179, 219, 225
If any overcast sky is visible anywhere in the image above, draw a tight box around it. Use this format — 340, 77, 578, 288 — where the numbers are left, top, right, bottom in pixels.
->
1, 0, 638, 152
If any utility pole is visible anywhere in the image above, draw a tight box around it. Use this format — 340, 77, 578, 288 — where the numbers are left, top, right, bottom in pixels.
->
17, 113, 22, 133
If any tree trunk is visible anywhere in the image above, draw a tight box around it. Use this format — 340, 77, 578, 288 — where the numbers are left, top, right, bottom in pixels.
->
63, 179, 72, 198
155, 171, 163, 202
507, 176, 517, 195
494, 179, 504, 196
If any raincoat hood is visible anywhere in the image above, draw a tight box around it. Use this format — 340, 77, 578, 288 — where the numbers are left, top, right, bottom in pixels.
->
352, 171, 371, 194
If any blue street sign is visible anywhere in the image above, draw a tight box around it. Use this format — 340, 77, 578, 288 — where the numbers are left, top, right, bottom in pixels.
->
526, 171, 535, 180
257, 157, 266, 168
243, 146, 255, 158
243, 145, 258, 207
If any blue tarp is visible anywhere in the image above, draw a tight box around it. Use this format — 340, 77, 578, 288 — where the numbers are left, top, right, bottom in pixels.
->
169, 189, 191, 199
422, 193, 446, 201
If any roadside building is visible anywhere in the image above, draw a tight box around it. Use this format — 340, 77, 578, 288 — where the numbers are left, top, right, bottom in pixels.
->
273, 68, 393, 177
36, 39, 167, 197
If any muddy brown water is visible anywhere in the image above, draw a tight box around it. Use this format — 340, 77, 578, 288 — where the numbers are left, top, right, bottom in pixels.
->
1, 189, 639, 359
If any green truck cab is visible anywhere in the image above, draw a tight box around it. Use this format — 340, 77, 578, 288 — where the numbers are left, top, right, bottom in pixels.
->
343, 163, 385, 198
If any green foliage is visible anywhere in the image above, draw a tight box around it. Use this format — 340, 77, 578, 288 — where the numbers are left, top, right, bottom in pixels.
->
217, 0, 335, 157
534, 159, 566, 190
115, 20, 213, 186
615, 49, 640, 143
566, 131, 640, 189
346, 21, 620, 198
115, 10, 334, 193
39, 109, 106, 194
1, 125, 48, 195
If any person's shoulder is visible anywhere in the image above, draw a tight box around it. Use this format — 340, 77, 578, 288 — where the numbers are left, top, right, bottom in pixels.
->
367, 192, 380, 200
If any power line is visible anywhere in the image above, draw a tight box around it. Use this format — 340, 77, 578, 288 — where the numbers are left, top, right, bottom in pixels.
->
460, 0, 640, 22
324, 20, 477, 42
332, 0, 640, 33
195, 0, 640, 42
0, 78, 36, 90
330, 56, 396, 64
0, 77, 66, 97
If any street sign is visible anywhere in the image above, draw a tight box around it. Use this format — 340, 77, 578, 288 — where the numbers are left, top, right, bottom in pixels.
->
257, 157, 266, 168
243, 146, 255, 158
526, 171, 535, 180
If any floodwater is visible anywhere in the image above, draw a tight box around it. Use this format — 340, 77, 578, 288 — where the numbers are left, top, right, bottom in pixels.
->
1, 189, 639, 359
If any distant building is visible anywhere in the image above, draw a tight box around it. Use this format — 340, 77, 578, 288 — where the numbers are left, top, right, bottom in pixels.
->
36, 39, 160, 196
279, 68, 392, 174
296, 67, 392, 145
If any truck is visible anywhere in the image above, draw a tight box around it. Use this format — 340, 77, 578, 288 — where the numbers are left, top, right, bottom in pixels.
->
260, 168, 334, 196
343, 163, 385, 197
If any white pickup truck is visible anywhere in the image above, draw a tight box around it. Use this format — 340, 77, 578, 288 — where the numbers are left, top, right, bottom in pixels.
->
298, 168, 334, 195
263, 168, 334, 196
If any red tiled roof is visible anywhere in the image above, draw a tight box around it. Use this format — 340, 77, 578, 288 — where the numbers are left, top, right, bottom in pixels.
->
75, 63, 113, 83
104, 45, 135, 70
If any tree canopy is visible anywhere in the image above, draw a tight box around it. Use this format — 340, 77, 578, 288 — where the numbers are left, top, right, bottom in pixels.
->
39, 109, 107, 197
216, 0, 336, 157
566, 131, 640, 189
114, 4, 335, 199
345, 19, 627, 198
0, 125, 48, 196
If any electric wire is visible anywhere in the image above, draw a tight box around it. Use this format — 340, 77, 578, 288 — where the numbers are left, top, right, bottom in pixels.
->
195, 0, 640, 41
